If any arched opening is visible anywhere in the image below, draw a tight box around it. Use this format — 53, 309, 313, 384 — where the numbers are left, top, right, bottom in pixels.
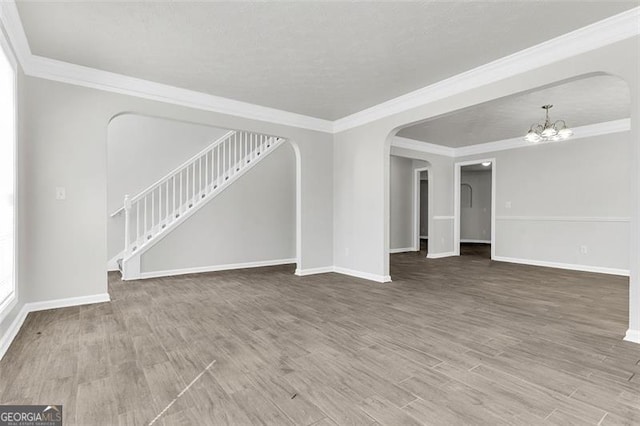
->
384, 73, 632, 290
106, 113, 302, 279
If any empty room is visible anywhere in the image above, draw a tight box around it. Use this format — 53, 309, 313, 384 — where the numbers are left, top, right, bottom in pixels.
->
0, 1, 639, 425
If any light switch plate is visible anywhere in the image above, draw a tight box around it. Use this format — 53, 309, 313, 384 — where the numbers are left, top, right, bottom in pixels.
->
55, 187, 66, 200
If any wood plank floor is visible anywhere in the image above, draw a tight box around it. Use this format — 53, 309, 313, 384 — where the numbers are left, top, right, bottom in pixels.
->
1, 250, 639, 425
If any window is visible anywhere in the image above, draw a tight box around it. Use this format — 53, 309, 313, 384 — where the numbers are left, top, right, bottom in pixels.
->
0, 33, 16, 317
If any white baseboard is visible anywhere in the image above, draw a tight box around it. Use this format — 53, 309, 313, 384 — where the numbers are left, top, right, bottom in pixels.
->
624, 329, 640, 344
427, 252, 456, 259
390, 247, 417, 254
138, 258, 297, 280
460, 239, 491, 244
0, 304, 28, 362
27, 293, 111, 313
492, 256, 630, 276
295, 266, 334, 276
107, 251, 124, 272
0, 292, 111, 361
333, 266, 391, 283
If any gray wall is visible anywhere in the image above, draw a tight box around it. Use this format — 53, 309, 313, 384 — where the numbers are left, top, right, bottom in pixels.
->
389, 156, 413, 250
11, 74, 333, 309
107, 114, 230, 260
390, 147, 455, 257
141, 143, 296, 272
460, 169, 491, 242
459, 131, 631, 271
389, 156, 430, 251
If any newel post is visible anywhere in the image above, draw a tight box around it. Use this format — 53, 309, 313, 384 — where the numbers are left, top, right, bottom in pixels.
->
124, 194, 131, 254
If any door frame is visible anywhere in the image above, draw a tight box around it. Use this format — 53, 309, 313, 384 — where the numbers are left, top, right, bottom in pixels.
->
454, 158, 496, 259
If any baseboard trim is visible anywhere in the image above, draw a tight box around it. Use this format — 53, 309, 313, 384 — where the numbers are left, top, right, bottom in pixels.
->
333, 266, 391, 283
107, 251, 124, 272
460, 239, 491, 244
295, 266, 334, 276
0, 292, 111, 360
493, 256, 630, 276
390, 247, 417, 254
624, 329, 640, 344
0, 304, 28, 362
138, 258, 297, 280
427, 252, 456, 259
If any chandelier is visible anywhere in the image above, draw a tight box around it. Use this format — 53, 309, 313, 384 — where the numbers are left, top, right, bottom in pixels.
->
524, 105, 573, 143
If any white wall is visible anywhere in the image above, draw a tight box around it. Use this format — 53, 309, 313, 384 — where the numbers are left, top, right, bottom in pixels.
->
459, 132, 631, 272
460, 169, 491, 242
141, 143, 296, 272
107, 114, 230, 260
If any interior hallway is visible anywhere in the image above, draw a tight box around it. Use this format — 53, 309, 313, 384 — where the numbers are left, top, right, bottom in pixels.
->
0, 253, 637, 425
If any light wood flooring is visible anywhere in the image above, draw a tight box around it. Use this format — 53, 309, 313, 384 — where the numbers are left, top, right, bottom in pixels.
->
1, 250, 638, 425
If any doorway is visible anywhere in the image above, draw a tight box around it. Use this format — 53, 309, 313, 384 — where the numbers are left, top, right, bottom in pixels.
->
454, 159, 496, 259
413, 167, 431, 256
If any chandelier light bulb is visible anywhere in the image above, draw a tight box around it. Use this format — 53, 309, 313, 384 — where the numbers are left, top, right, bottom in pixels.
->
525, 130, 541, 143
524, 105, 572, 143
558, 127, 573, 139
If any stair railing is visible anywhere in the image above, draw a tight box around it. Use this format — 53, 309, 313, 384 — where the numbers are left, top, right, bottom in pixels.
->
118, 130, 283, 257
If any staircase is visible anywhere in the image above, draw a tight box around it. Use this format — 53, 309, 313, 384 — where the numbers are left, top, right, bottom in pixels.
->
111, 129, 286, 280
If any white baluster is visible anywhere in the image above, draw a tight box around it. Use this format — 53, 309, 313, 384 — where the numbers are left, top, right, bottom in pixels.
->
136, 201, 140, 246
180, 172, 183, 214
217, 145, 221, 186
205, 151, 209, 192
124, 194, 131, 254
151, 189, 155, 232
143, 195, 148, 239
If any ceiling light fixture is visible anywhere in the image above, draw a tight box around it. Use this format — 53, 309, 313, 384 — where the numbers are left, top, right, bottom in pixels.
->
481, 161, 491, 167
524, 105, 573, 143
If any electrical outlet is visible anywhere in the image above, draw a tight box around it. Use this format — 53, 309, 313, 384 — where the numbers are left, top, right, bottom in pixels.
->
505, 201, 512, 209
580, 245, 588, 255
55, 187, 66, 200
345, 247, 350, 256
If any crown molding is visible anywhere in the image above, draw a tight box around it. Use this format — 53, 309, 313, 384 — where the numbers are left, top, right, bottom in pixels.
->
1, 1, 638, 135
392, 136, 456, 157
0, 1, 334, 133
24, 55, 335, 133
392, 118, 631, 158
334, 7, 640, 133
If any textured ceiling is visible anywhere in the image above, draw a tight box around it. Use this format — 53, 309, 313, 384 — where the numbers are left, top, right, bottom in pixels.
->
397, 75, 631, 147
16, 1, 637, 120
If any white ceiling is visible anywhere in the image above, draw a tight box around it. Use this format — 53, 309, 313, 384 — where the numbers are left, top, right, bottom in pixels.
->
397, 75, 631, 147
15, 1, 637, 121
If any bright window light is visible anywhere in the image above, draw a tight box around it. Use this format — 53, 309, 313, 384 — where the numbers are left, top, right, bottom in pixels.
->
0, 38, 16, 313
